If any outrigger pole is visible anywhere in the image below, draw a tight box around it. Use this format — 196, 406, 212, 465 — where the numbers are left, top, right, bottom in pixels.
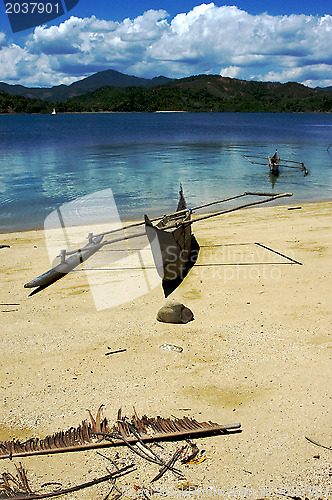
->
93, 192, 251, 239
37, 196, 245, 260
66, 191, 291, 254
24, 191, 292, 291
148, 192, 293, 231
189, 191, 292, 224
61, 192, 293, 256
242, 155, 308, 175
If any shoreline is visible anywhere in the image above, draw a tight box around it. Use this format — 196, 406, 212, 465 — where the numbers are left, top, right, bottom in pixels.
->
1, 110, 332, 116
0, 200, 331, 499
1, 197, 332, 235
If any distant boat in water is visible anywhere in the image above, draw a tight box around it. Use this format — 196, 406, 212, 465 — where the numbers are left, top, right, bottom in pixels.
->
51, 108, 57, 115
268, 149, 280, 175
243, 150, 308, 176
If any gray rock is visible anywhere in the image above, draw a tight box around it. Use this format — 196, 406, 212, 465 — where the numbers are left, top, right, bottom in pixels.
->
156, 300, 194, 324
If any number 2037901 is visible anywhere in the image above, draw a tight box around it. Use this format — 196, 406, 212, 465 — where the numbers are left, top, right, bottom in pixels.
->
5, 2, 60, 14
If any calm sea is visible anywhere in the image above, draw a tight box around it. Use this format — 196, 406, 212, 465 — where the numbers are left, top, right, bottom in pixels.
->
0, 112, 331, 233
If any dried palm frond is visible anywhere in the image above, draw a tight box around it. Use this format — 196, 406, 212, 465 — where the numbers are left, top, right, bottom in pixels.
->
0, 407, 241, 460
0, 463, 33, 498
0, 463, 135, 500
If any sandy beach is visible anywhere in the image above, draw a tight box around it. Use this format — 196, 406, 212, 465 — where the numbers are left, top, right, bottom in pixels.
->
0, 200, 331, 499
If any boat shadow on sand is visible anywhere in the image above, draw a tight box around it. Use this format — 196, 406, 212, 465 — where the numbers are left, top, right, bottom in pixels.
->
162, 234, 200, 298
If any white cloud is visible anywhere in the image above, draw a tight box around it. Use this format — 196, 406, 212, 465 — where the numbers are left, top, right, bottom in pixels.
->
0, 44, 31, 82
262, 63, 332, 87
219, 66, 241, 78
0, 5, 331, 88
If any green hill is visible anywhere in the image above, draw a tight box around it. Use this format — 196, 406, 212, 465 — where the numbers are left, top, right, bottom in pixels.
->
58, 75, 332, 113
1, 73, 331, 113
0, 91, 50, 113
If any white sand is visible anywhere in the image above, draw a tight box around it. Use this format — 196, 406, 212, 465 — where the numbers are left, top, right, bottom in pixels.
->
0, 201, 331, 499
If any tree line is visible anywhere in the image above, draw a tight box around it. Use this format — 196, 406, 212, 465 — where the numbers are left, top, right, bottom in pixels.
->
1, 78, 331, 114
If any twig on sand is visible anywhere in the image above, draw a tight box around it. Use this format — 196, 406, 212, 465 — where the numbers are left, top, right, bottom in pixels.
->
105, 348, 127, 356
0, 464, 135, 500
151, 448, 185, 483
305, 436, 332, 450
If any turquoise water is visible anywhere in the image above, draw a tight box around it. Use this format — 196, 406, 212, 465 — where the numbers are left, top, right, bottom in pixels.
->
0, 112, 331, 232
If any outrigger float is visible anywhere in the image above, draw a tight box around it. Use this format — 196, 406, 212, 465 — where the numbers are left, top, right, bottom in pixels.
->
24, 189, 292, 291
243, 150, 308, 176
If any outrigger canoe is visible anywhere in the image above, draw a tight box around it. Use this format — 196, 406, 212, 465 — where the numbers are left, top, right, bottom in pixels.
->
24, 189, 293, 291
144, 189, 293, 282
268, 149, 280, 175
243, 151, 308, 176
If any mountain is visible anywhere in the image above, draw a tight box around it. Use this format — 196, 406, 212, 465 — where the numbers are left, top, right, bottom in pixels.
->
315, 86, 332, 92
1, 73, 331, 113
58, 74, 332, 113
0, 69, 173, 102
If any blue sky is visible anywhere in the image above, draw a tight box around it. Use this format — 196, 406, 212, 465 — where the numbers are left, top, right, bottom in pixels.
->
0, 0, 331, 87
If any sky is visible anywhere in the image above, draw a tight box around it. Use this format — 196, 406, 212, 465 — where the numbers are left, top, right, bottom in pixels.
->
0, 0, 331, 88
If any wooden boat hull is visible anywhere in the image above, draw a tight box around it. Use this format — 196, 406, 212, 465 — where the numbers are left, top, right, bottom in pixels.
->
269, 156, 280, 175
24, 235, 103, 288
145, 216, 192, 281
145, 188, 192, 281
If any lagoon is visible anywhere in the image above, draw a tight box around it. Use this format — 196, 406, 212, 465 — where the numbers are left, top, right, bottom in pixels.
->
0, 112, 331, 232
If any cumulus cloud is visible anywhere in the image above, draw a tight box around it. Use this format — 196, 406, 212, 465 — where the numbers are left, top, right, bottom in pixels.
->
0, 4, 331, 88
0, 32, 6, 47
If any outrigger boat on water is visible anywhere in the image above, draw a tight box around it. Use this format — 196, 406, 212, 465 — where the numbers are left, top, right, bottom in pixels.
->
268, 149, 280, 175
24, 188, 292, 292
243, 150, 308, 176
